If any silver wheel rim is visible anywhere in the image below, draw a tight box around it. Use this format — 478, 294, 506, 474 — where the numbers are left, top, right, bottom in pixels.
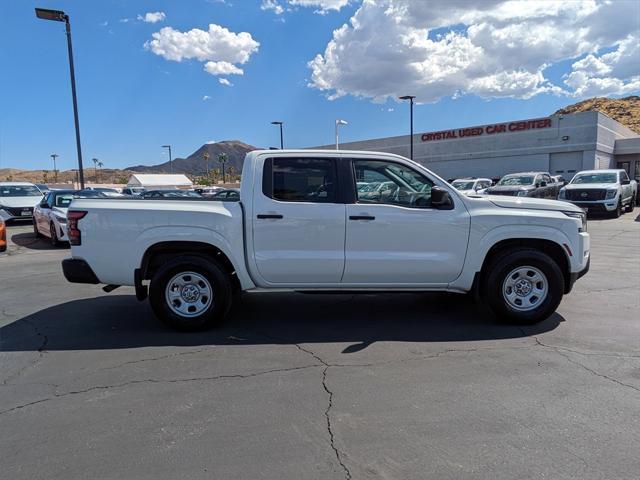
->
502, 266, 548, 312
165, 271, 213, 318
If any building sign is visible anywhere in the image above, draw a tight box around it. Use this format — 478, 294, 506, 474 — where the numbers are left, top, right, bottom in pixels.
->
421, 117, 552, 142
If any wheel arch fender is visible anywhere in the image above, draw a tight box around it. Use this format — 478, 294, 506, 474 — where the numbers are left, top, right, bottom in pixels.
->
136, 226, 254, 290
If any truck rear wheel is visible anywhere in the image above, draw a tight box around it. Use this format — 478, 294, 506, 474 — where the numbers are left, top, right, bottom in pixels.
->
483, 248, 564, 325
149, 255, 232, 331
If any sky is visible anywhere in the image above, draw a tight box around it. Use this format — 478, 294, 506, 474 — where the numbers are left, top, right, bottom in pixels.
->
0, 0, 639, 171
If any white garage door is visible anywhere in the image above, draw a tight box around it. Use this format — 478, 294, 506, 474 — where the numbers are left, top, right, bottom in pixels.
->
549, 152, 583, 180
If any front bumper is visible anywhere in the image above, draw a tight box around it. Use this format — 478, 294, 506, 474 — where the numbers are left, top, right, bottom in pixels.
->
564, 200, 618, 213
566, 257, 590, 294
0, 206, 34, 221
62, 258, 100, 284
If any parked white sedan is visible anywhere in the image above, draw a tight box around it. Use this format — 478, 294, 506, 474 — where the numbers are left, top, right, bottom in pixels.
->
0, 182, 44, 221
33, 189, 77, 246
451, 178, 493, 195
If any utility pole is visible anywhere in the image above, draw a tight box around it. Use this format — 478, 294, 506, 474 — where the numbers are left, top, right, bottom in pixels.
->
335, 119, 348, 150
271, 121, 284, 149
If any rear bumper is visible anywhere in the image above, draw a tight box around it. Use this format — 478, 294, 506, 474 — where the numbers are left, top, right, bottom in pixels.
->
61, 258, 100, 284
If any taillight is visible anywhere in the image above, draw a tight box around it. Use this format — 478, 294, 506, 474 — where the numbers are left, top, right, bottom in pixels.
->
67, 211, 87, 245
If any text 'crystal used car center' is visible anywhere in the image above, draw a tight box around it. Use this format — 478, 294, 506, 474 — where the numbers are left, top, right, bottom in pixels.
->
320, 111, 640, 182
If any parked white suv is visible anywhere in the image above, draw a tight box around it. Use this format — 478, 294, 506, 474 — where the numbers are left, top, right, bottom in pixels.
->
559, 169, 637, 217
62, 150, 590, 330
0, 182, 44, 221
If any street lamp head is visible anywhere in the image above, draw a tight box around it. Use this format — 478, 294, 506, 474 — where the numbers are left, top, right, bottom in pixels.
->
271, 121, 283, 125
35, 8, 67, 22
162, 145, 171, 148
399, 95, 416, 101
336, 119, 348, 126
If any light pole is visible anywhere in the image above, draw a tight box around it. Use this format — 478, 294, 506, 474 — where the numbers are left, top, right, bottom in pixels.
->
51, 154, 59, 183
271, 121, 284, 149
335, 119, 348, 150
162, 145, 172, 173
35, 8, 85, 189
399, 95, 416, 160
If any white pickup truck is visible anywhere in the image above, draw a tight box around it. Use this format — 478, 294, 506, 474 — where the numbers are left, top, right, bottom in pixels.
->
62, 150, 590, 330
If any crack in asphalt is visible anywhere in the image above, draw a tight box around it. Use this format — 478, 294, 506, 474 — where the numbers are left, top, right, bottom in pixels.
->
1, 318, 48, 385
0, 364, 320, 416
527, 333, 640, 394
96, 346, 218, 372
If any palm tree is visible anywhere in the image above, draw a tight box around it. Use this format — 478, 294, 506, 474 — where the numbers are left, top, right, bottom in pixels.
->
92, 158, 99, 183
98, 161, 104, 183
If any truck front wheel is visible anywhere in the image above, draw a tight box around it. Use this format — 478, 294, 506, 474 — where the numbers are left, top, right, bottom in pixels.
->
483, 249, 564, 325
149, 255, 232, 331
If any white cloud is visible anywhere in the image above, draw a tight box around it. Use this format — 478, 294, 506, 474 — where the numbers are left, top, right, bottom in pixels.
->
202, 95, 212, 101
219, 78, 233, 86
289, 0, 350, 14
144, 24, 259, 77
138, 12, 166, 24
261, 0, 284, 14
308, 0, 640, 102
119, 18, 131, 23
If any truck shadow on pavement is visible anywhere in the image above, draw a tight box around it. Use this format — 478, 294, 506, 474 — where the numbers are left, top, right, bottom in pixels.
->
0, 292, 562, 354
9, 232, 67, 251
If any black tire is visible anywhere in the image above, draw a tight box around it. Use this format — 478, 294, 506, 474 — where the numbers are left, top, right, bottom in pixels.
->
50, 222, 61, 247
33, 219, 42, 238
625, 196, 635, 213
612, 199, 622, 218
149, 254, 232, 331
482, 248, 564, 325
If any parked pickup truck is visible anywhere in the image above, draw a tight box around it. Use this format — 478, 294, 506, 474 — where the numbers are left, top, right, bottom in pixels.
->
485, 172, 560, 199
558, 169, 637, 217
62, 150, 590, 330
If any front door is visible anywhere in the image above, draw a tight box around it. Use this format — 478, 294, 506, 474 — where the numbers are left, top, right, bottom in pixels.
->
343, 158, 470, 285
251, 156, 346, 285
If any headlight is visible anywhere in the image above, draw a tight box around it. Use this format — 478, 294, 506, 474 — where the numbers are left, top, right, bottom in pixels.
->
563, 210, 587, 232
54, 215, 67, 224
558, 189, 566, 199
517, 190, 528, 197
605, 190, 617, 199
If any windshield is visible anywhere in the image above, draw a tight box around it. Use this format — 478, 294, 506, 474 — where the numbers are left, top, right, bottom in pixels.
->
571, 173, 617, 184
452, 181, 474, 190
0, 185, 43, 197
497, 175, 534, 186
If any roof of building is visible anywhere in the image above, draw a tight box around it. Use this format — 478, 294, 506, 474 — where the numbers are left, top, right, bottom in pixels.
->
127, 174, 193, 187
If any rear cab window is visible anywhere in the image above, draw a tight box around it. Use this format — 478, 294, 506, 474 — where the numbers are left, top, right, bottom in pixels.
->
263, 157, 338, 203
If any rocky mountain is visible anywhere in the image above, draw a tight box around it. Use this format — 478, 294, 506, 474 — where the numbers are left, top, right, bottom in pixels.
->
126, 140, 258, 175
555, 95, 640, 133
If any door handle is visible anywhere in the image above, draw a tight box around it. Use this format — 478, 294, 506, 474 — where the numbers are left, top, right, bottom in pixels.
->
257, 214, 283, 219
349, 215, 375, 221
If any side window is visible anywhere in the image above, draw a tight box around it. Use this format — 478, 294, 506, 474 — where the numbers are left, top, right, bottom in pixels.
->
353, 159, 433, 208
264, 157, 337, 203
543, 174, 551, 184
620, 171, 629, 182
43, 193, 52, 207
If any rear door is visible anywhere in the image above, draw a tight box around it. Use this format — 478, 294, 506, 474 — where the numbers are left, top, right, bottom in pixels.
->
343, 158, 470, 285
251, 156, 346, 285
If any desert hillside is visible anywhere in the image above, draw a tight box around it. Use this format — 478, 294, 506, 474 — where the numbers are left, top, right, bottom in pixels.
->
555, 96, 640, 133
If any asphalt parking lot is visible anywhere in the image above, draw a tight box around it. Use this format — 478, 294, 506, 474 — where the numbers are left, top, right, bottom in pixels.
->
1, 214, 639, 480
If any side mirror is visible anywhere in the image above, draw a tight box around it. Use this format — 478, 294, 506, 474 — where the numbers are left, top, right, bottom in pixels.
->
539, 181, 547, 187
39, 202, 50, 208
431, 186, 454, 210
621, 179, 630, 185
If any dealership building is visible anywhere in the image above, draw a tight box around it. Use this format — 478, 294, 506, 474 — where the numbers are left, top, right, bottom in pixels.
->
321, 111, 640, 182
